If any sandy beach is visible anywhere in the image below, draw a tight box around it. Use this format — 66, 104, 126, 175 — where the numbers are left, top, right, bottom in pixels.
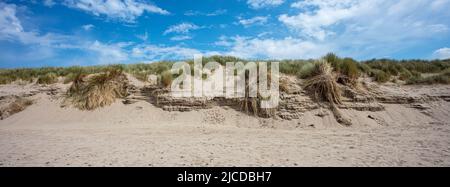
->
1, 81, 449, 167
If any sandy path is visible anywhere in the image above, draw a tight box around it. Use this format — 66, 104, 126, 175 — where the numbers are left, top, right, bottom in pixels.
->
1, 92, 449, 167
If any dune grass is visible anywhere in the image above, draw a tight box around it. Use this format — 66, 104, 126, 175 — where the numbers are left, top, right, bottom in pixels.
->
66, 68, 128, 110
37, 73, 58, 84
406, 68, 450, 85
303, 60, 352, 126
1, 55, 448, 85
159, 70, 173, 88
239, 71, 277, 118
304, 60, 342, 105
369, 69, 391, 83
362, 58, 450, 83
0, 98, 33, 120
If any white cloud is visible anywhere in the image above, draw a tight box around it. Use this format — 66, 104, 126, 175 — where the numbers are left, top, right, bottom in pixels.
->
86, 40, 129, 63
164, 23, 200, 35
238, 16, 268, 27
82, 24, 94, 31
279, 0, 365, 40
136, 31, 148, 41
214, 36, 233, 47
0, 2, 131, 65
0, 2, 69, 46
0, 3, 25, 41
0, 2, 216, 65
184, 9, 227, 16
170, 35, 192, 41
280, 0, 450, 41
247, 0, 285, 9
62, 0, 169, 22
132, 44, 201, 60
433, 48, 450, 59
275, 0, 450, 59
220, 36, 329, 59
43, 0, 55, 7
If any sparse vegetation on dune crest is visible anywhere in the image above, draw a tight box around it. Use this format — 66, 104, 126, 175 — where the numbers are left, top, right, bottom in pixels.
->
338, 58, 360, 86
304, 61, 341, 105
303, 61, 351, 126
159, 70, 173, 88
65, 68, 128, 110
1, 55, 449, 85
370, 69, 391, 83
37, 73, 58, 84
406, 68, 450, 85
363, 58, 450, 83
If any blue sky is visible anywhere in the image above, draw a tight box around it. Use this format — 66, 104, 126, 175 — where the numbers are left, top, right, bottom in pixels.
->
0, 0, 450, 68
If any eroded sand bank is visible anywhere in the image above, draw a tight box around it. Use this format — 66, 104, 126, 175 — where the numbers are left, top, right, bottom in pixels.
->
0, 82, 449, 167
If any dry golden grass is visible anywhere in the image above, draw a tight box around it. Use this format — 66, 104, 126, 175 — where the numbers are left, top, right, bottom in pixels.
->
239, 70, 277, 118
279, 78, 290, 93
304, 61, 342, 105
304, 61, 351, 126
0, 98, 33, 120
66, 69, 128, 110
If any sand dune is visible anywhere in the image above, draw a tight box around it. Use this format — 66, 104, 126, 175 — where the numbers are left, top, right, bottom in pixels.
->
0, 79, 450, 166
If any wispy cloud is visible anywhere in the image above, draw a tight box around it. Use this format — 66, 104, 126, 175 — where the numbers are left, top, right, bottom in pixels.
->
82, 24, 94, 31
184, 9, 227, 16
238, 16, 269, 27
62, 0, 169, 22
0, 2, 132, 65
170, 35, 192, 41
136, 31, 148, 41
274, 0, 450, 59
279, 0, 363, 40
86, 40, 130, 63
280, 0, 450, 41
132, 44, 202, 60
247, 0, 284, 9
164, 23, 200, 35
433, 48, 450, 59
217, 36, 329, 59
43, 0, 55, 7
0, 2, 70, 46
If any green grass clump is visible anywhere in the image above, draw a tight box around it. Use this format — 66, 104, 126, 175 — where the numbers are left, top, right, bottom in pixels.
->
279, 61, 307, 75
324, 53, 341, 71
363, 59, 450, 74
357, 63, 371, 74
297, 62, 316, 79
406, 68, 450, 85
37, 73, 58, 84
399, 70, 413, 81
0, 76, 15, 84
340, 58, 360, 79
337, 58, 360, 85
370, 69, 391, 83
64, 73, 80, 84
160, 70, 173, 88
203, 55, 243, 66
406, 75, 450, 85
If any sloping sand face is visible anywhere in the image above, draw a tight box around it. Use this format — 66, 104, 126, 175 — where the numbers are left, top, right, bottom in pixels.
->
0, 82, 449, 167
